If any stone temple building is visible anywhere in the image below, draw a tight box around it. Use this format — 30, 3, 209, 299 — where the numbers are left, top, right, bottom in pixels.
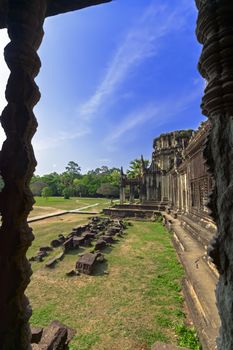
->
110, 121, 216, 242
0, 0, 233, 349
117, 122, 212, 219
104, 120, 219, 348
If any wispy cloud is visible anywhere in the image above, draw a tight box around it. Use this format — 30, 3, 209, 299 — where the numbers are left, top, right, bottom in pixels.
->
33, 127, 90, 152
98, 158, 110, 163
104, 86, 202, 149
76, 1, 192, 123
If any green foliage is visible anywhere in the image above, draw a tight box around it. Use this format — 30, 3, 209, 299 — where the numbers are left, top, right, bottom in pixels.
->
30, 181, 47, 196
41, 186, 52, 199
96, 183, 119, 198
30, 156, 152, 199
127, 158, 149, 178
0, 175, 4, 192
176, 325, 201, 350
65, 161, 81, 177
31, 162, 121, 198
63, 187, 72, 199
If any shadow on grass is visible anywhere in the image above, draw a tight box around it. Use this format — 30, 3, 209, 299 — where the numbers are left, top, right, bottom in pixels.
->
92, 260, 109, 276
98, 240, 120, 255
65, 247, 85, 255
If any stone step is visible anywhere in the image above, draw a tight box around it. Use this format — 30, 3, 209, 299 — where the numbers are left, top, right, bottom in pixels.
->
167, 216, 220, 350
179, 213, 215, 249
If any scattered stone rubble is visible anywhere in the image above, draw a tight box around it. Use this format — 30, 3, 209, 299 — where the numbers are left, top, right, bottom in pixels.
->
29, 216, 129, 276
31, 320, 75, 350
76, 252, 100, 275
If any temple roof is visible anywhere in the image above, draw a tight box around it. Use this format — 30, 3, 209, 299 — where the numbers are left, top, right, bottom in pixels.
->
0, 0, 111, 28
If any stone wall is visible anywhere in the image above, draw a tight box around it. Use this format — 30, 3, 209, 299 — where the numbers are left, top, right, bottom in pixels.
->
119, 120, 216, 242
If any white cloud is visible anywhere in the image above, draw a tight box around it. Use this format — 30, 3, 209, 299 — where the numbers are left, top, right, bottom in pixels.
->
76, 1, 192, 123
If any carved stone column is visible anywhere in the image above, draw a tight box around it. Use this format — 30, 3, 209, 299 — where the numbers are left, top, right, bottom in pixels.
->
140, 178, 146, 204
120, 186, 125, 204
0, 1, 46, 349
129, 184, 135, 204
196, 1, 233, 348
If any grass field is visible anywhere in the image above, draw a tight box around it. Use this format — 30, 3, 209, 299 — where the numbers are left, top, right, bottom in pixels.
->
27, 217, 200, 350
29, 197, 112, 217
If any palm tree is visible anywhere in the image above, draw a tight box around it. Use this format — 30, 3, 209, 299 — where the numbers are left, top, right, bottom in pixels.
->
127, 158, 149, 178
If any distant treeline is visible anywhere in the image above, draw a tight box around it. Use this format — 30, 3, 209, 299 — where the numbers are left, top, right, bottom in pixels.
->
30, 159, 149, 199
31, 161, 121, 199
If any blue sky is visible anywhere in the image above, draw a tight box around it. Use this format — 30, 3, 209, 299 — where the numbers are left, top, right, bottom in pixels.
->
0, 0, 205, 175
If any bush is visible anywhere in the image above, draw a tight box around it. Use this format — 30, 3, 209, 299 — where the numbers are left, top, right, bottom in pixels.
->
63, 188, 72, 199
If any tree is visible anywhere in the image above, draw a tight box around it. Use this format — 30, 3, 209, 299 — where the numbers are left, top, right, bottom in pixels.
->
127, 158, 149, 178
109, 169, 121, 187
30, 181, 47, 196
0, 175, 4, 192
41, 186, 52, 200
73, 178, 88, 197
65, 161, 81, 179
63, 187, 73, 199
40, 172, 63, 196
97, 183, 119, 198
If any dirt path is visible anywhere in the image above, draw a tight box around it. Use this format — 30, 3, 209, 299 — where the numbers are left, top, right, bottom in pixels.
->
28, 203, 101, 223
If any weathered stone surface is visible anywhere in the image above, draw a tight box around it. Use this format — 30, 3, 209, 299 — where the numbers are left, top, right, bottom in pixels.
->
76, 252, 98, 275
56, 252, 65, 261
196, 1, 233, 349
95, 239, 107, 250
40, 246, 53, 252
35, 320, 74, 350
31, 327, 43, 344
51, 239, 61, 248
63, 237, 74, 252
31, 321, 76, 349
101, 235, 114, 243
0, 1, 47, 347
45, 258, 58, 268
66, 270, 78, 277
46, 0, 112, 19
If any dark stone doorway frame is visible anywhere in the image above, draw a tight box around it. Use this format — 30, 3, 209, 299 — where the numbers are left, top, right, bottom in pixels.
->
0, 0, 232, 349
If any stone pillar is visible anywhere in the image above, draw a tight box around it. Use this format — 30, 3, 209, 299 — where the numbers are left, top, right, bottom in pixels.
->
120, 185, 125, 204
140, 179, 146, 203
0, 1, 46, 348
146, 176, 150, 201
129, 184, 135, 204
162, 175, 169, 202
196, 1, 233, 348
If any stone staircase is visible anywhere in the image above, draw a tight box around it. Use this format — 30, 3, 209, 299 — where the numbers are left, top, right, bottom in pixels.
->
163, 213, 220, 350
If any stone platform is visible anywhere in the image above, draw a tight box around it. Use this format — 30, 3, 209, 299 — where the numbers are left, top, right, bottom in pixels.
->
103, 202, 166, 219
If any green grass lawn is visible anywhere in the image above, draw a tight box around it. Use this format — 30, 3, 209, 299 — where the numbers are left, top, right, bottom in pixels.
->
27, 218, 199, 350
29, 197, 113, 217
